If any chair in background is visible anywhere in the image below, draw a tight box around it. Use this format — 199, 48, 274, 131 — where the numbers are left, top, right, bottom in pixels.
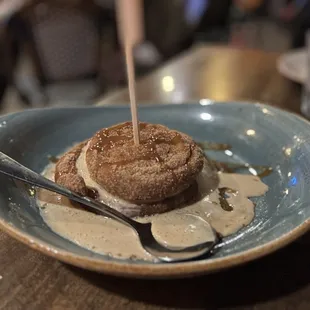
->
13, 0, 104, 107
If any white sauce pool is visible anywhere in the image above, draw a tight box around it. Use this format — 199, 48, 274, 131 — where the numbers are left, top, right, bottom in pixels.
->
37, 149, 268, 262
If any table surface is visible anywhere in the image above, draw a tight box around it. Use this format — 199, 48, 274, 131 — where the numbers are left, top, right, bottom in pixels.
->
1, 45, 308, 310
97, 44, 301, 113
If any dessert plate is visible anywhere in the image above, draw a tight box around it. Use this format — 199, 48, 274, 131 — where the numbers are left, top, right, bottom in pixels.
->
0, 101, 309, 278
277, 48, 306, 84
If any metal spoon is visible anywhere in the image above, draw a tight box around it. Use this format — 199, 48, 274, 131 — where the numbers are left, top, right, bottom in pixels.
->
0, 152, 220, 262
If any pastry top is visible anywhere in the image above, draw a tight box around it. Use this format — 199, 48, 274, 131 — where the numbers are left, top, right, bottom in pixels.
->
86, 122, 204, 202
55, 122, 204, 204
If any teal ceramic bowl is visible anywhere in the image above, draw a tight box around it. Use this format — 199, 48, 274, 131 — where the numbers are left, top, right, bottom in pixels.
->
0, 101, 309, 278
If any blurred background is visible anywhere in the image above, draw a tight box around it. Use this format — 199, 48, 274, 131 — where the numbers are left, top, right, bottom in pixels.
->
0, 0, 307, 114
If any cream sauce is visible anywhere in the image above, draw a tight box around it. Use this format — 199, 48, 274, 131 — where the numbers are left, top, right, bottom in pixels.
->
37, 149, 268, 262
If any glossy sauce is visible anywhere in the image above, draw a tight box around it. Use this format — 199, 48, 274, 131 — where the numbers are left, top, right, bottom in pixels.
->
197, 142, 231, 150
218, 188, 234, 212
90, 123, 184, 166
48, 155, 59, 164
37, 144, 269, 261
211, 160, 273, 178
88, 124, 188, 191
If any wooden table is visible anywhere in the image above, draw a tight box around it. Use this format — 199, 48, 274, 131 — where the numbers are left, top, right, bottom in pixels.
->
97, 45, 301, 114
0, 45, 307, 310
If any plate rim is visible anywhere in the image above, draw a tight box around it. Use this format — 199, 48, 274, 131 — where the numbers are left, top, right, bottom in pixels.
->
1, 100, 310, 278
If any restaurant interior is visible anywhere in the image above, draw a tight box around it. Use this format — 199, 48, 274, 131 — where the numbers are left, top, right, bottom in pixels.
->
0, 0, 305, 114
2, 1, 310, 309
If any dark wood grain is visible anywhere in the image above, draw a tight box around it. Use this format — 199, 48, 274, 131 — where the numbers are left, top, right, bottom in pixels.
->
1, 45, 308, 310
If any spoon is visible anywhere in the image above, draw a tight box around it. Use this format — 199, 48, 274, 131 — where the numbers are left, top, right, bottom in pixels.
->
0, 152, 220, 262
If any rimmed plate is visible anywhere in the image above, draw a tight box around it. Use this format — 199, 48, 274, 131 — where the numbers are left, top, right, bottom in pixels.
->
277, 48, 306, 83
0, 101, 309, 278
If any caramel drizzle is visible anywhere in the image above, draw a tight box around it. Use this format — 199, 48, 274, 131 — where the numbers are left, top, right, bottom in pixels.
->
87, 187, 99, 200
48, 155, 59, 164
198, 141, 272, 212
197, 142, 231, 151
91, 124, 183, 164
197, 141, 272, 178
92, 134, 183, 165
44, 139, 272, 214
89, 123, 191, 193
211, 160, 273, 178
218, 188, 234, 211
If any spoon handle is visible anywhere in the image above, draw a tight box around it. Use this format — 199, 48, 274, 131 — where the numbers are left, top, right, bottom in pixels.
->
0, 152, 141, 230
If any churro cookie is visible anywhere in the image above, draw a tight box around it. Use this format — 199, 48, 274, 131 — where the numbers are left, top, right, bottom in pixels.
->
86, 122, 204, 202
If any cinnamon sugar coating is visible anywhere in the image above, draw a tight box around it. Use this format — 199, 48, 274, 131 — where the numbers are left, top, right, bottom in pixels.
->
54, 122, 204, 215
86, 122, 204, 202
55, 142, 87, 195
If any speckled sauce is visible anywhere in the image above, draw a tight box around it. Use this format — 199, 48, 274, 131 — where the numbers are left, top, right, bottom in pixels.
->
37, 149, 268, 262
